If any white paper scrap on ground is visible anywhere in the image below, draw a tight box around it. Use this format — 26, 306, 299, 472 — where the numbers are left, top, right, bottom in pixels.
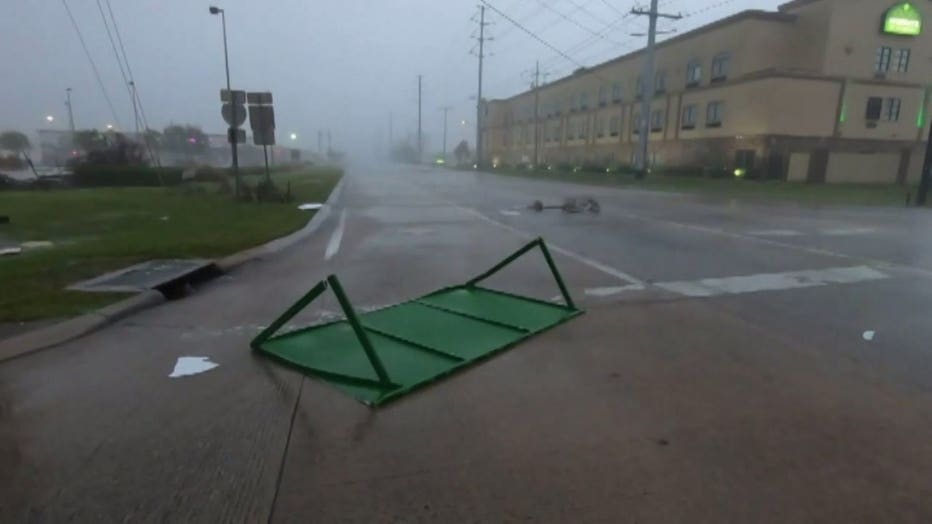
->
169, 356, 219, 378
298, 203, 323, 211
21, 240, 54, 249
863, 330, 875, 341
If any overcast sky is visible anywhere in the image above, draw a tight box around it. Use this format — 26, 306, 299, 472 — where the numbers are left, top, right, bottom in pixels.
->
1, 0, 783, 156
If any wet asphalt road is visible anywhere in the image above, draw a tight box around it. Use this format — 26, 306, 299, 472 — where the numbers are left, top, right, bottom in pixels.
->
3, 162, 932, 522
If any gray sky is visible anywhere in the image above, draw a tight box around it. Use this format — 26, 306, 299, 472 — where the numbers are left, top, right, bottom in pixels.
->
1, 0, 782, 156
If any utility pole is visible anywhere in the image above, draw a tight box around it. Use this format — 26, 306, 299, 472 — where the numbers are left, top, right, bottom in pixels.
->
440, 105, 452, 161
918, 118, 932, 206
417, 75, 423, 162
533, 60, 541, 167
65, 87, 76, 135
129, 81, 140, 136
631, 0, 681, 178
475, 5, 488, 167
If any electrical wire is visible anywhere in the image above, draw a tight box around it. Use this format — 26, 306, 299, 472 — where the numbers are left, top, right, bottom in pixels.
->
533, 0, 627, 47
61, 0, 122, 128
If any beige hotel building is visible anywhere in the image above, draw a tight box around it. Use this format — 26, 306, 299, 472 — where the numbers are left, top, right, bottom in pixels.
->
480, 0, 931, 183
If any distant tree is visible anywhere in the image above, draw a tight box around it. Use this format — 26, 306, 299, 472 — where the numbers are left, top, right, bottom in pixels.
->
162, 124, 208, 157
83, 133, 147, 166
454, 140, 471, 166
0, 131, 31, 156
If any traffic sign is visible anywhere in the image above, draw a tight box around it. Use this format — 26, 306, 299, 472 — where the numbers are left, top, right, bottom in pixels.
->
247, 92, 273, 105
227, 127, 246, 144
221, 104, 247, 127
220, 89, 246, 104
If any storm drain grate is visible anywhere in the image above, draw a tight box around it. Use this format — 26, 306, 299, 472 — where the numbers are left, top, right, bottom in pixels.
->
69, 259, 216, 293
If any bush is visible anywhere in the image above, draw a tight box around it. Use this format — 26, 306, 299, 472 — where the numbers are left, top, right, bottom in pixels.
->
73, 165, 184, 187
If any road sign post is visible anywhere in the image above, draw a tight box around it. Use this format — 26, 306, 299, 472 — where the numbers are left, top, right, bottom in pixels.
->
221, 89, 246, 198
247, 92, 276, 185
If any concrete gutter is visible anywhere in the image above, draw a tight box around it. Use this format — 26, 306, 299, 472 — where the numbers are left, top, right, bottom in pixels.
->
0, 176, 346, 363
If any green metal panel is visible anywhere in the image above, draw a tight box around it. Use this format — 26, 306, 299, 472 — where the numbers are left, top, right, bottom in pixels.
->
252, 238, 583, 406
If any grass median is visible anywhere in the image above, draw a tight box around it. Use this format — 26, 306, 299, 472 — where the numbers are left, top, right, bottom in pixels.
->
482, 167, 918, 207
0, 167, 342, 322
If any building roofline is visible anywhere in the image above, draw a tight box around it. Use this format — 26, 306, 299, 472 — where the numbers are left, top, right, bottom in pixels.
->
778, 0, 827, 13
489, 9, 797, 104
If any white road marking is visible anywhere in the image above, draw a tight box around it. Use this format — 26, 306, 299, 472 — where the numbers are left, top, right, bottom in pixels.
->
169, 356, 219, 378
617, 211, 932, 280
822, 227, 878, 236
325, 209, 347, 260
656, 265, 889, 298
747, 229, 802, 237
863, 330, 876, 341
499, 210, 521, 216
456, 205, 646, 290
585, 286, 634, 297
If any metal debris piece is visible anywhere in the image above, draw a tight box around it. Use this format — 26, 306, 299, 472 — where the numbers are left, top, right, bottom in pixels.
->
530, 196, 600, 214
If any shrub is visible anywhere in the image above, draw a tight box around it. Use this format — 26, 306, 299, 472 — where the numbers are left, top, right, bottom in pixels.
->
73, 165, 184, 187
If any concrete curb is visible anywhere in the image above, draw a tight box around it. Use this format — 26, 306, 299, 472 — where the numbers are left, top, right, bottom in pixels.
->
215, 176, 345, 272
0, 176, 346, 363
0, 290, 165, 363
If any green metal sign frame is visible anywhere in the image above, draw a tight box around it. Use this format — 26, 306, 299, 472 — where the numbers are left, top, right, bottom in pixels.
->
251, 238, 582, 406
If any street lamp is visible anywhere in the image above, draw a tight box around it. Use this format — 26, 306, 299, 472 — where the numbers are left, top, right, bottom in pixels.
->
209, 5, 241, 198
289, 132, 298, 141
45, 115, 54, 123
105, 123, 114, 130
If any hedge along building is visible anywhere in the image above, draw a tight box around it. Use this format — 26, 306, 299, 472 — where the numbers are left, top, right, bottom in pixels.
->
480, 0, 932, 184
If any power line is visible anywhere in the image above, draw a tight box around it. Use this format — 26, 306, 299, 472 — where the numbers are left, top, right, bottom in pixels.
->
682, 0, 739, 17
61, 0, 122, 128
533, 0, 627, 47
598, 0, 627, 16
95, 0, 133, 105
481, 1, 589, 72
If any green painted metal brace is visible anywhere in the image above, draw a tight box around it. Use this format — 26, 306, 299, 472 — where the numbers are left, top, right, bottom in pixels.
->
251, 237, 582, 406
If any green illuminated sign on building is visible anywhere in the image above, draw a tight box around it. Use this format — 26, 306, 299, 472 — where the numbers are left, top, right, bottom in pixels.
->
883, 2, 922, 36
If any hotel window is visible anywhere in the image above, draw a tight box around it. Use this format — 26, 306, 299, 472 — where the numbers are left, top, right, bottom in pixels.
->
596, 117, 605, 138
598, 86, 608, 106
894, 48, 911, 73
681, 104, 697, 129
612, 82, 622, 103
883, 97, 902, 121
609, 116, 620, 136
632, 112, 642, 134
686, 59, 702, 88
875, 46, 893, 72
651, 109, 664, 132
580, 92, 589, 110
706, 101, 724, 127
711, 52, 730, 82
654, 70, 667, 94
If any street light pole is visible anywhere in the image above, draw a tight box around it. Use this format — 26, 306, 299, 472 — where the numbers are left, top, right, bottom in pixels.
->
210, 6, 240, 198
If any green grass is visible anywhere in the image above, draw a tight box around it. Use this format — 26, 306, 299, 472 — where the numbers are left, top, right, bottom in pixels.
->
481, 167, 919, 207
0, 167, 342, 321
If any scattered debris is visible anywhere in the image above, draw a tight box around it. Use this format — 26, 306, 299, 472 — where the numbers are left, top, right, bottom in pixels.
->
20, 240, 54, 249
530, 196, 600, 214
0, 246, 22, 257
169, 356, 219, 378
298, 203, 323, 211
862, 330, 875, 341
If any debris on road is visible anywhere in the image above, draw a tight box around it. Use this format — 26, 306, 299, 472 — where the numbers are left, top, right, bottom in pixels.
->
169, 356, 219, 378
252, 237, 582, 406
0, 246, 22, 256
298, 203, 324, 211
529, 196, 600, 214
